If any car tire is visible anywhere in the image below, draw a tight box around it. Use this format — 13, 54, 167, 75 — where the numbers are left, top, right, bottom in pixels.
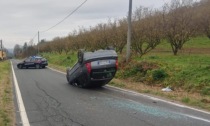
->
66, 76, 71, 84
66, 75, 72, 85
35, 64, 40, 69
78, 49, 84, 64
66, 68, 73, 85
18, 64, 22, 69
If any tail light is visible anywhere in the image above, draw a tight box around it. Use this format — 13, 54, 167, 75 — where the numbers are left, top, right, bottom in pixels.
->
85, 62, 91, 74
116, 59, 118, 70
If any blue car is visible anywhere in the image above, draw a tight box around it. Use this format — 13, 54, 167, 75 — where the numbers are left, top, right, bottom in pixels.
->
17, 56, 48, 69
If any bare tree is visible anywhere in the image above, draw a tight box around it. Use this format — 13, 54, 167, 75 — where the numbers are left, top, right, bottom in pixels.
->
162, 0, 195, 55
107, 19, 127, 53
132, 7, 162, 57
197, 0, 210, 39
13, 44, 22, 58
51, 37, 64, 54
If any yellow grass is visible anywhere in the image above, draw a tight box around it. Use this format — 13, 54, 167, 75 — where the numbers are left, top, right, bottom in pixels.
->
0, 61, 15, 126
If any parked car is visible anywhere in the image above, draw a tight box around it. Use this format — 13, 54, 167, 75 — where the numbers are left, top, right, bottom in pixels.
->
66, 49, 118, 88
17, 56, 48, 69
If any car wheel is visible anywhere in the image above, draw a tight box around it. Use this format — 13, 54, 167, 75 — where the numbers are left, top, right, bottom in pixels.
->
42, 66, 46, 69
35, 64, 40, 69
18, 64, 22, 69
66, 75, 72, 85
66, 76, 70, 83
78, 49, 84, 64
66, 68, 73, 85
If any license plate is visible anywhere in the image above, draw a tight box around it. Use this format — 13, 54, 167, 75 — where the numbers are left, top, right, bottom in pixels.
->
98, 60, 110, 65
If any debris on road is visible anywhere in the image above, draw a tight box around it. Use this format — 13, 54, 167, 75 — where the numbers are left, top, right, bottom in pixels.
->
162, 86, 172, 92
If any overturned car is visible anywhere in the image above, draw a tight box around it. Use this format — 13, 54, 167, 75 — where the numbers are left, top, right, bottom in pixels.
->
66, 49, 118, 88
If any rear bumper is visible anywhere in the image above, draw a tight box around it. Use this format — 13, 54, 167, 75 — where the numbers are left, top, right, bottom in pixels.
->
91, 67, 116, 78
87, 70, 117, 85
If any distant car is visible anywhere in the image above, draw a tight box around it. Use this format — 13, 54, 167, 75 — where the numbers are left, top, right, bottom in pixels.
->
66, 49, 118, 88
17, 56, 48, 69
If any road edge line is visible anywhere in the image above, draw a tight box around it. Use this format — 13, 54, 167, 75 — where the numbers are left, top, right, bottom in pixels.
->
47, 66, 66, 74
11, 61, 30, 126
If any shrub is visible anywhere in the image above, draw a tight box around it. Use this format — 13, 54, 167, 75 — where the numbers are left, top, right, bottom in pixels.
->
182, 97, 190, 103
118, 61, 159, 79
152, 69, 168, 81
201, 87, 210, 96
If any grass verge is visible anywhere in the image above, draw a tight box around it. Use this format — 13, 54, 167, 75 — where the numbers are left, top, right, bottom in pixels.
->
0, 60, 14, 126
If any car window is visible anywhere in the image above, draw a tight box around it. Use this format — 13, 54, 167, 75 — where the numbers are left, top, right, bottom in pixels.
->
35, 58, 38, 61
25, 58, 31, 62
31, 58, 36, 62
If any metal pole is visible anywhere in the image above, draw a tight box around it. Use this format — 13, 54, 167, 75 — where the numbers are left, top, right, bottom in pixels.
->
126, 0, 132, 62
38, 31, 40, 55
0, 40, 3, 59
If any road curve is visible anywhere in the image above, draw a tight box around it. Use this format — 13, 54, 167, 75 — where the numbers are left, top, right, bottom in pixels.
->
11, 59, 210, 126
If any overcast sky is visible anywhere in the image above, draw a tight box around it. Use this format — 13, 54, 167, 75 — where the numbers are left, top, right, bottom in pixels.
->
0, 0, 170, 49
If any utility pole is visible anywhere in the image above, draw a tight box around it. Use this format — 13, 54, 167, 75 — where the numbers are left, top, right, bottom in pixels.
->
126, 0, 132, 62
38, 31, 40, 55
0, 39, 3, 59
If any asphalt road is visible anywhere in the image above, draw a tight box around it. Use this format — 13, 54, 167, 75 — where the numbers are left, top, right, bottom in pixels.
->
11, 60, 210, 126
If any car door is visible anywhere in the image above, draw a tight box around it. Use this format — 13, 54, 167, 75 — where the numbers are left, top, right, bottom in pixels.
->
24, 58, 34, 67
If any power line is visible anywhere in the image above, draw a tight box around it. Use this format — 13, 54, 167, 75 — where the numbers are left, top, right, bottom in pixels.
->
41, 0, 87, 33
28, 0, 87, 47
31, 33, 38, 41
28, 32, 38, 45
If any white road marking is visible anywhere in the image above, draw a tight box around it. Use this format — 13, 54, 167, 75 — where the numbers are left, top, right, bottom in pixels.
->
47, 66, 66, 74
11, 61, 30, 126
181, 114, 210, 123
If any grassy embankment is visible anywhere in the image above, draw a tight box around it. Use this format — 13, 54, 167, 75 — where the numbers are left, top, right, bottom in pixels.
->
0, 61, 14, 126
42, 36, 210, 111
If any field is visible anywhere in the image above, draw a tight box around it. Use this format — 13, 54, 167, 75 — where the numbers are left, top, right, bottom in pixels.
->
0, 61, 14, 126
42, 36, 210, 111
